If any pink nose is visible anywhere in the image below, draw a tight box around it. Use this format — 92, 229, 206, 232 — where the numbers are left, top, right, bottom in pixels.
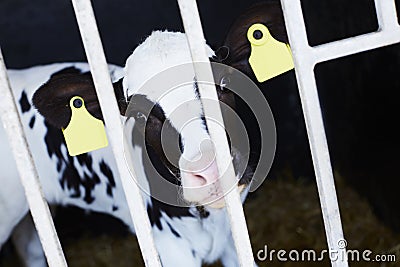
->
183, 159, 220, 188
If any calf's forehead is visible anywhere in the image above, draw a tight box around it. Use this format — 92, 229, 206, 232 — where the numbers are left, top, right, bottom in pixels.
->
123, 31, 214, 148
123, 30, 214, 96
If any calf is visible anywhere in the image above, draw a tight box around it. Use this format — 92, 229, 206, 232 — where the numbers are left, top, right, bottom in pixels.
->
0, 2, 287, 265
0, 63, 126, 267
0, 32, 252, 267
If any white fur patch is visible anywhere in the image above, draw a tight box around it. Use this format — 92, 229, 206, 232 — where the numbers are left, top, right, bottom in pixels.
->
123, 30, 214, 97
124, 30, 216, 161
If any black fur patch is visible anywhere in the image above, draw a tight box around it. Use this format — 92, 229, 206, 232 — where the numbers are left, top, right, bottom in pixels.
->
43, 121, 102, 204
100, 160, 116, 197
144, 144, 194, 231
76, 153, 94, 172
193, 79, 201, 100
200, 114, 209, 133
167, 222, 181, 238
128, 95, 194, 230
29, 116, 36, 129
196, 206, 210, 219
113, 78, 128, 115
128, 94, 182, 177
19, 91, 31, 113
32, 67, 127, 130
33, 68, 100, 129
81, 172, 101, 204
193, 80, 209, 133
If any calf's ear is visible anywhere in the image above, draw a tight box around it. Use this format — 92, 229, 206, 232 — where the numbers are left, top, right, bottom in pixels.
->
32, 68, 127, 129
217, 1, 289, 78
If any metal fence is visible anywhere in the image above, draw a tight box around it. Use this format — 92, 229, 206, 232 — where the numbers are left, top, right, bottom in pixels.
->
280, 0, 399, 266
0, 0, 399, 266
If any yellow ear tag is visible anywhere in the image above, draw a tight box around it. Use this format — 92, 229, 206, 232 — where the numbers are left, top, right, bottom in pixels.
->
62, 96, 108, 156
247, 23, 294, 82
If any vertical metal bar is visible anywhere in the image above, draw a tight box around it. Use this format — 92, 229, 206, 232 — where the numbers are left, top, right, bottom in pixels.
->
70, 1, 161, 266
280, 1, 400, 267
374, 0, 399, 31
177, 0, 255, 266
279, 1, 348, 266
0, 49, 68, 267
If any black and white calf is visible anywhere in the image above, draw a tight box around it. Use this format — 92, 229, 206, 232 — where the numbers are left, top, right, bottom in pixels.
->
0, 31, 253, 267
0, 2, 288, 265
0, 62, 126, 267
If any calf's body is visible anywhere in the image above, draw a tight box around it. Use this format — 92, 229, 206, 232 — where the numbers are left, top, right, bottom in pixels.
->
0, 32, 250, 267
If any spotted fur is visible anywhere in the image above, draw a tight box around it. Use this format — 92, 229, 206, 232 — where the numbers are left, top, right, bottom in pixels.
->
0, 32, 255, 267
1, 1, 291, 264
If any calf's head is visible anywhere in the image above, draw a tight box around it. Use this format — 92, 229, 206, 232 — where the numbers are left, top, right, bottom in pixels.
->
123, 31, 251, 208
33, 2, 286, 208
32, 32, 251, 209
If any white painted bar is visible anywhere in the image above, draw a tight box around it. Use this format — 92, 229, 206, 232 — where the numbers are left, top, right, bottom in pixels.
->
279, 1, 348, 267
291, 0, 400, 66
313, 0, 400, 64
0, 49, 67, 267
177, 0, 255, 266
70, 0, 161, 266
375, 0, 399, 31
281, 0, 399, 266
314, 28, 400, 65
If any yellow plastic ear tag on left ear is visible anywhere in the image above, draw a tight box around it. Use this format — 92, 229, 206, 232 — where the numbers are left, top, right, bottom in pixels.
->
247, 23, 294, 82
62, 96, 108, 156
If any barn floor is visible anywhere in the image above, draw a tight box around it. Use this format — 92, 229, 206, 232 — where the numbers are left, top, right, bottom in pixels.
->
1, 170, 399, 267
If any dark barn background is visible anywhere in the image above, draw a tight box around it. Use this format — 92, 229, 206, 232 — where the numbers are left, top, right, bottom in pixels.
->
0, 0, 399, 266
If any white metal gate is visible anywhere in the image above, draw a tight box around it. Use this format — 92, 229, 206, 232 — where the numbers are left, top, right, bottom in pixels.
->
0, 0, 399, 266
280, 0, 399, 266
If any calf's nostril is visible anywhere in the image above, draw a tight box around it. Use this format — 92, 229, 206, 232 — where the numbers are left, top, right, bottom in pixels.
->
192, 174, 207, 186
